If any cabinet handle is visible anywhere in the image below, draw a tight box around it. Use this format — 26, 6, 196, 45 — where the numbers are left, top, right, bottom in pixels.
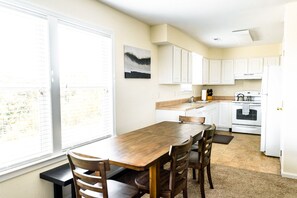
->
277, 107, 283, 111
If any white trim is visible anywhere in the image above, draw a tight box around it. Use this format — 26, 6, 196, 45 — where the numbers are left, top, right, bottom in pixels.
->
0, 153, 66, 182
0, 0, 116, 180
0, 0, 113, 37
281, 171, 297, 179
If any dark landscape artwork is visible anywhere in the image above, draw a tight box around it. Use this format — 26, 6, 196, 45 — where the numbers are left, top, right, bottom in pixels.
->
124, 45, 151, 78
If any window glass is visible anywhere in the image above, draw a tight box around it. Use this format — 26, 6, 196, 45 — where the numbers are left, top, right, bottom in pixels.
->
0, 3, 114, 173
58, 22, 113, 149
0, 5, 52, 169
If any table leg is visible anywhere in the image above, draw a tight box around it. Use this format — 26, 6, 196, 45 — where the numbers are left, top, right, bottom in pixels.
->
53, 184, 63, 198
149, 161, 160, 198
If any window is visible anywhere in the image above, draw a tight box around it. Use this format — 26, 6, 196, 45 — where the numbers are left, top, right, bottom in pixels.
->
58, 21, 113, 149
0, 2, 114, 173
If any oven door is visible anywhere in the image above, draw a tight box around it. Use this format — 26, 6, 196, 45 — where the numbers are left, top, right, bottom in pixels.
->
232, 103, 262, 126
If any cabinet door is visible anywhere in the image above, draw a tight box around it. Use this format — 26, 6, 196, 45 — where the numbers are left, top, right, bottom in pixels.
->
188, 52, 192, 83
185, 108, 204, 117
234, 59, 248, 76
181, 49, 189, 83
221, 60, 234, 84
192, 53, 203, 85
156, 110, 185, 122
219, 102, 232, 128
202, 58, 209, 84
248, 58, 263, 74
264, 56, 280, 66
172, 46, 182, 83
209, 60, 221, 84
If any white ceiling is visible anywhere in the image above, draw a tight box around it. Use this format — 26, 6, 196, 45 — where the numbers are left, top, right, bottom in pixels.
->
100, 0, 297, 48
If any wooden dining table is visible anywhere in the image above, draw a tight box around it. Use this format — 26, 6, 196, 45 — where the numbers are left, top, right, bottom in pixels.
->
72, 121, 210, 198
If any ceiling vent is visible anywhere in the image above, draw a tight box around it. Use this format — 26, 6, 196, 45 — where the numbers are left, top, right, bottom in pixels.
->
232, 29, 254, 43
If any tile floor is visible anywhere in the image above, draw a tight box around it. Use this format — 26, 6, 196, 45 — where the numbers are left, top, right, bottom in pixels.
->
212, 130, 280, 175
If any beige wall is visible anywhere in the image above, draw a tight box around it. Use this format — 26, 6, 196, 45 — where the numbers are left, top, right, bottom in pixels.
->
0, 1, 294, 197
222, 43, 282, 59
281, 1, 297, 178
151, 24, 209, 56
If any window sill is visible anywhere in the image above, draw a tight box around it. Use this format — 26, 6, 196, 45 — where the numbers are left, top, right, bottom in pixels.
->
0, 135, 113, 182
0, 153, 67, 182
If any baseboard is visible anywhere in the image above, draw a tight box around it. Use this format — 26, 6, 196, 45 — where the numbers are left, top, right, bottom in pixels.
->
281, 171, 297, 179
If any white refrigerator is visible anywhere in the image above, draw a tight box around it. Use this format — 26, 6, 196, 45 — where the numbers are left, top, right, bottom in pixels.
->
260, 65, 283, 157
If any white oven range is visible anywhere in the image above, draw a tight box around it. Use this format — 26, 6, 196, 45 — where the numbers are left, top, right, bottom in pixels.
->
232, 91, 262, 134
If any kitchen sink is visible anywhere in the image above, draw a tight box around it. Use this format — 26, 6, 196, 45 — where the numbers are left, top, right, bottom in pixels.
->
195, 100, 210, 104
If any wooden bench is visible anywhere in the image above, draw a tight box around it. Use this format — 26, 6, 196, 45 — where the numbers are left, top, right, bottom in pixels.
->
40, 163, 76, 198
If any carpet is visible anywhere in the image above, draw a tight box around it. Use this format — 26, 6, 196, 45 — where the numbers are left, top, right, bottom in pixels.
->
111, 164, 297, 198
213, 134, 234, 144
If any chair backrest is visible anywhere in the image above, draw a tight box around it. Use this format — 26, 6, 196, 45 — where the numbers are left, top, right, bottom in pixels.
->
179, 116, 206, 145
199, 124, 216, 168
179, 116, 205, 124
168, 136, 193, 197
67, 150, 110, 198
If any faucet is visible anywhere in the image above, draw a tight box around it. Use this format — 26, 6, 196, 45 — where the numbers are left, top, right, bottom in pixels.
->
189, 96, 194, 103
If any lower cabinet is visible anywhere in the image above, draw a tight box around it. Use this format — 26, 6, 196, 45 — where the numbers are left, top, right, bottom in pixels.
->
218, 101, 232, 130
156, 103, 220, 127
156, 101, 232, 131
186, 103, 219, 126
155, 110, 185, 122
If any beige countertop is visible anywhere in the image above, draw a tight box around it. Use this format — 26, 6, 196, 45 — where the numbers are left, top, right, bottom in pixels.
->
156, 100, 233, 111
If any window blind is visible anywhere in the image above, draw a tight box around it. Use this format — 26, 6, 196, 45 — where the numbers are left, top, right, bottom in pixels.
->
0, 2, 114, 175
0, 5, 52, 170
57, 21, 113, 149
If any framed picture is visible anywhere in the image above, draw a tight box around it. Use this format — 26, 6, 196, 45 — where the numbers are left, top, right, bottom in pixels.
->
124, 45, 151, 79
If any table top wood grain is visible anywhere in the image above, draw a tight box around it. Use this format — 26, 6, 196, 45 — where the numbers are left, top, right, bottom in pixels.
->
73, 121, 210, 171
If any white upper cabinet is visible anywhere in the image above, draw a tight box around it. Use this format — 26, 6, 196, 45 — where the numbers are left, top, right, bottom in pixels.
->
158, 45, 191, 84
188, 52, 193, 83
209, 59, 221, 84
181, 49, 189, 83
202, 58, 209, 84
191, 53, 208, 85
264, 56, 280, 66
248, 58, 263, 74
172, 46, 182, 83
234, 58, 263, 79
221, 60, 235, 84
234, 59, 248, 77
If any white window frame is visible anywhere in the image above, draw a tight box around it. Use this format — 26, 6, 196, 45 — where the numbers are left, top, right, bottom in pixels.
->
0, 0, 115, 181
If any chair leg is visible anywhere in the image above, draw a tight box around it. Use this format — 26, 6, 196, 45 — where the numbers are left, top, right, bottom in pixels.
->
192, 168, 196, 180
207, 164, 214, 189
199, 169, 205, 198
183, 184, 188, 198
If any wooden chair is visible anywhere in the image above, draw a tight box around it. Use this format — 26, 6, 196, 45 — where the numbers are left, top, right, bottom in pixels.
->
189, 124, 216, 198
134, 137, 193, 198
179, 116, 205, 151
67, 150, 139, 198
179, 116, 205, 124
